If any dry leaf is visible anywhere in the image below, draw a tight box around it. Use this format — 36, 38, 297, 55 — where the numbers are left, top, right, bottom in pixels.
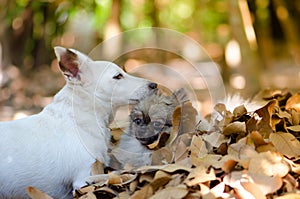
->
159, 164, 192, 173
147, 132, 170, 150
248, 173, 282, 195
91, 160, 104, 175
149, 185, 188, 199
222, 159, 238, 173
151, 147, 173, 165
150, 170, 172, 191
120, 173, 137, 185
249, 131, 267, 147
185, 167, 216, 186
223, 171, 257, 199
269, 132, 300, 158
233, 105, 248, 119
202, 131, 229, 148
227, 137, 257, 165
190, 135, 208, 159
78, 191, 97, 199
248, 131, 277, 153
93, 187, 117, 198
223, 121, 246, 136
246, 100, 276, 138
26, 187, 54, 199
276, 194, 300, 199
286, 125, 300, 132
192, 154, 224, 169
113, 191, 130, 199
286, 93, 300, 112
291, 109, 300, 125
240, 181, 266, 199
76, 186, 96, 196
248, 151, 289, 177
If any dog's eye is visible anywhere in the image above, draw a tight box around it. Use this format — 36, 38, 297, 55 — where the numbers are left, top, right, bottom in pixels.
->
113, 73, 124, 80
153, 121, 163, 130
134, 118, 142, 125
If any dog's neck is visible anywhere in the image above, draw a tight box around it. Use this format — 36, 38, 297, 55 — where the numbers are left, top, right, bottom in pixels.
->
44, 84, 114, 163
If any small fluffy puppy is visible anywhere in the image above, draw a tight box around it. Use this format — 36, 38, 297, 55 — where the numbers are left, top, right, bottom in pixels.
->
112, 88, 188, 168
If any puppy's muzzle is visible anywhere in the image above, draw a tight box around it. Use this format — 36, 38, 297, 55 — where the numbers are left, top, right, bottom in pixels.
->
136, 133, 160, 145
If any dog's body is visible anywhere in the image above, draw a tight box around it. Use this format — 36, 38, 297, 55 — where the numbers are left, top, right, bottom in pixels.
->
112, 89, 187, 168
0, 47, 156, 198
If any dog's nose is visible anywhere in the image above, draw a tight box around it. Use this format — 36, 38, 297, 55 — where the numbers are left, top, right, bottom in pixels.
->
148, 82, 157, 89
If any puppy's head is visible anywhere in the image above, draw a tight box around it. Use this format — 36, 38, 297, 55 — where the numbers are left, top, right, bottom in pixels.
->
129, 88, 188, 145
54, 46, 157, 107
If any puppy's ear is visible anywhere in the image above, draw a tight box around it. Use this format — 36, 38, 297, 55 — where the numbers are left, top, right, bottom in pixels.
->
172, 88, 189, 104
54, 46, 81, 80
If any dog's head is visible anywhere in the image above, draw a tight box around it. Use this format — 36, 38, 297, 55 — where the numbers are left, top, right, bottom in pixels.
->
129, 88, 188, 145
54, 46, 157, 107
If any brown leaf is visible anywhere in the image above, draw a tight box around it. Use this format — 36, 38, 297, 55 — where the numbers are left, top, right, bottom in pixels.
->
173, 135, 190, 164
159, 164, 192, 173
249, 131, 267, 147
120, 173, 138, 185
108, 173, 122, 185
152, 147, 173, 165
222, 159, 238, 173
129, 184, 153, 199
214, 103, 234, 126
192, 154, 224, 169
227, 137, 257, 166
286, 125, 300, 132
291, 109, 300, 125
149, 185, 188, 199
190, 135, 208, 159
240, 181, 266, 199
224, 171, 281, 198
113, 191, 130, 199
248, 151, 289, 177
233, 105, 247, 120
139, 173, 154, 184
78, 191, 97, 199
276, 194, 300, 199
26, 187, 54, 199
91, 160, 104, 175
147, 132, 170, 150
179, 102, 197, 134
202, 131, 229, 148
246, 100, 276, 138
223, 171, 258, 199
185, 167, 216, 186
223, 121, 246, 136
269, 132, 300, 158
286, 93, 300, 112
253, 88, 290, 101
150, 170, 173, 191
76, 185, 96, 196
249, 174, 282, 195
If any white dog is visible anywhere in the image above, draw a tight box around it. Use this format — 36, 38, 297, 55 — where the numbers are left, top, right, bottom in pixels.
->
0, 46, 157, 199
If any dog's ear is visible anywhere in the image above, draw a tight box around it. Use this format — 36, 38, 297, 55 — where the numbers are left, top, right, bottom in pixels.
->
54, 46, 81, 80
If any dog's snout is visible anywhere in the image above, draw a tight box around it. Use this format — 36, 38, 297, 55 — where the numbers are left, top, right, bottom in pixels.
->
148, 82, 157, 89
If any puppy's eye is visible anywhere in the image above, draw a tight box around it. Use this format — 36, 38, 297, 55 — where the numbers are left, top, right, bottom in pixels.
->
113, 73, 123, 80
153, 121, 163, 130
134, 118, 142, 125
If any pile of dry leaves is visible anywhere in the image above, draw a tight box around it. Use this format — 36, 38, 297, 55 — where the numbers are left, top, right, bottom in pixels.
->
28, 89, 300, 199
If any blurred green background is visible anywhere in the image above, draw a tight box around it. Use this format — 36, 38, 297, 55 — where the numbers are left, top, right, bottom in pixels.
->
0, 0, 299, 118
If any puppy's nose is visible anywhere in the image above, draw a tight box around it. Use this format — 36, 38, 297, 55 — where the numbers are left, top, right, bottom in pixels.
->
148, 82, 157, 89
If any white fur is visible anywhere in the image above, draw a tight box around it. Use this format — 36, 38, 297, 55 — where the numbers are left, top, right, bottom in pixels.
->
0, 47, 155, 199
